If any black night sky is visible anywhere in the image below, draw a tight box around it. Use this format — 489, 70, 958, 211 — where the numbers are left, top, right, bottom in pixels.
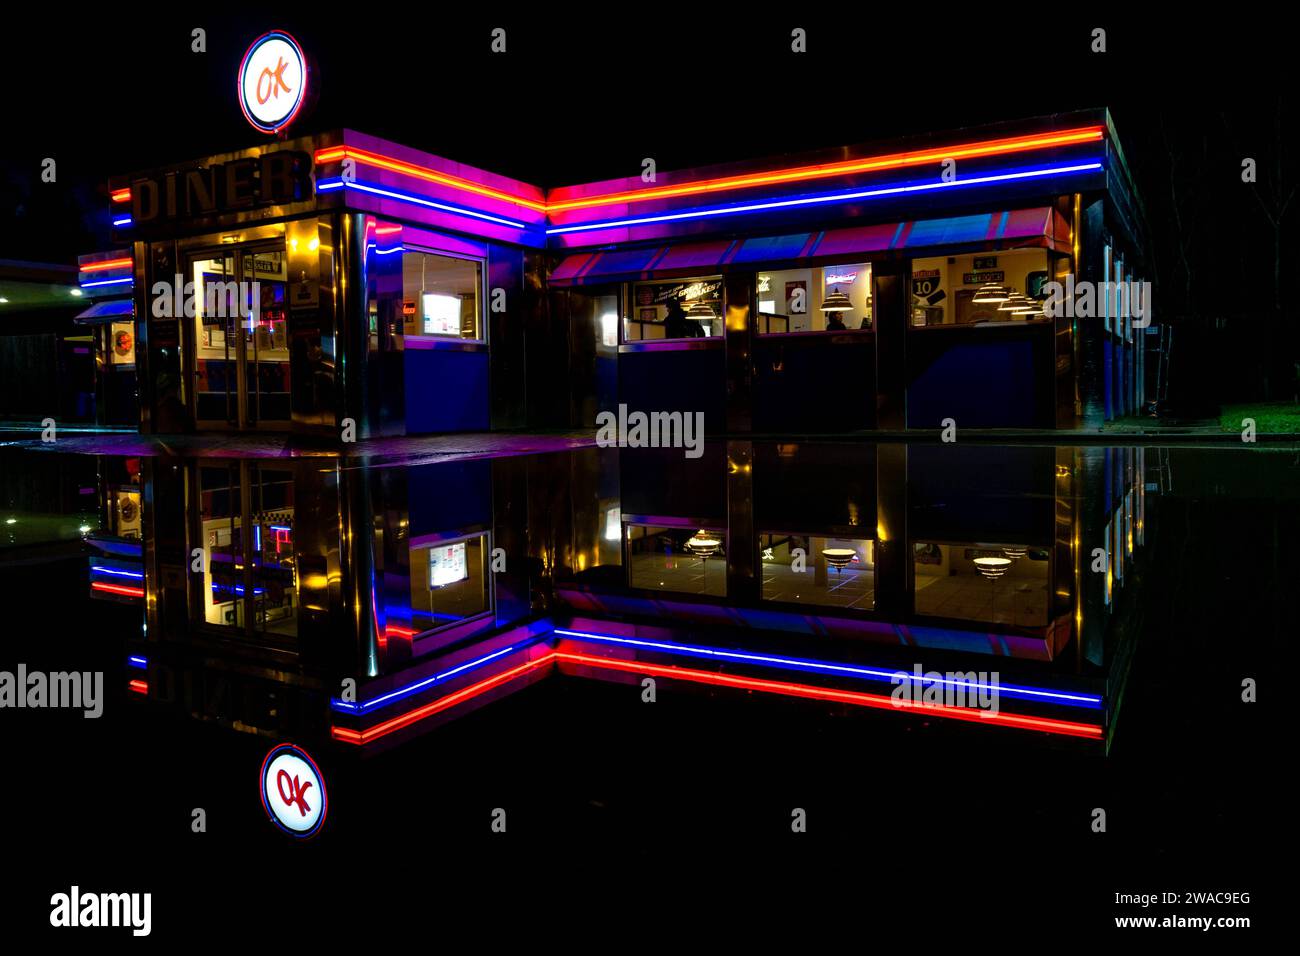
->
2, 12, 1296, 401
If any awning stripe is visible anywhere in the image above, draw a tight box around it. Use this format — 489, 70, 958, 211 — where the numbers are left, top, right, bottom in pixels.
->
549, 207, 1058, 286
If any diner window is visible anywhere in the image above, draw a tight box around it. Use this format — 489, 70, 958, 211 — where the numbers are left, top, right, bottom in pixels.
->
409, 533, 492, 632
401, 249, 484, 342
626, 524, 726, 596
909, 249, 1048, 328
625, 277, 723, 341
912, 542, 1049, 627
758, 263, 873, 333
760, 534, 875, 609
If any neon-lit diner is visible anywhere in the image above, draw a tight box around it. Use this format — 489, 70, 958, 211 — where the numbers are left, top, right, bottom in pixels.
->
89, 34, 1148, 436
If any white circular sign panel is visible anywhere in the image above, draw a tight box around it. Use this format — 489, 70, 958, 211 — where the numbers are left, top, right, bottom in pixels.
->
260, 743, 327, 837
239, 31, 308, 133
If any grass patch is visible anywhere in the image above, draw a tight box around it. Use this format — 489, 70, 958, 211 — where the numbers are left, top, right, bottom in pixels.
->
1220, 402, 1300, 433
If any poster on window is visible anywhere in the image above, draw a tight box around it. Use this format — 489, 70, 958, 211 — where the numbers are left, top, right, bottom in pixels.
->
429, 542, 468, 588
110, 321, 135, 365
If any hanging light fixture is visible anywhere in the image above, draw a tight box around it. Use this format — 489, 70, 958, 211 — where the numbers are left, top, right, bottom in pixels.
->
1002, 545, 1029, 560
998, 291, 1031, 312
973, 556, 1012, 579
971, 283, 1010, 304
686, 299, 715, 320
685, 531, 721, 557
820, 289, 853, 312
822, 548, 856, 570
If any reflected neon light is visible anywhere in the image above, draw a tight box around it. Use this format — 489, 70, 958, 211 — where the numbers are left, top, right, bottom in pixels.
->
315, 178, 529, 229
110, 188, 131, 203
555, 652, 1104, 739
547, 162, 1104, 235
331, 646, 1103, 744
331, 656, 553, 744
127, 656, 147, 669
330, 643, 527, 715
92, 582, 143, 597
92, 566, 144, 580
554, 628, 1102, 708
112, 217, 133, 227
127, 679, 148, 694
80, 276, 133, 288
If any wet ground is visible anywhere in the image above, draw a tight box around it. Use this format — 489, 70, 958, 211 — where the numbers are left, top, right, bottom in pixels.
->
0, 439, 1289, 939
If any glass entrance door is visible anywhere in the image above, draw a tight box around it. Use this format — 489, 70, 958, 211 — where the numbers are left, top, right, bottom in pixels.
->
240, 248, 291, 426
190, 243, 291, 429
196, 461, 299, 643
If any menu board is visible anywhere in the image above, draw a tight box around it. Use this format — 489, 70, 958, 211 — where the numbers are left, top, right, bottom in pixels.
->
422, 293, 461, 336
430, 542, 468, 588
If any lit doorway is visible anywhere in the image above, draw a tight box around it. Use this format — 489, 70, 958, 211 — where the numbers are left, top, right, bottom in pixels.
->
188, 242, 292, 429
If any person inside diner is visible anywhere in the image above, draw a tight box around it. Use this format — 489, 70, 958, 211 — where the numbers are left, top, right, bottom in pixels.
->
664, 298, 702, 338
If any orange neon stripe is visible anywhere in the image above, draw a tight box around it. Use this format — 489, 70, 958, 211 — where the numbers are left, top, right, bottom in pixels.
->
314, 146, 550, 213
110, 188, 131, 203
81, 257, 133, 273
316, 127, 1104, 217
545, 127, 1106, 212
554, 652, 1105, 739
127, 679, 148, 694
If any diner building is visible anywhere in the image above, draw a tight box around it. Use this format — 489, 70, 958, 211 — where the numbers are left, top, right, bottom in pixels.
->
122, 441, 1148, 754
97, 107, 1147, 436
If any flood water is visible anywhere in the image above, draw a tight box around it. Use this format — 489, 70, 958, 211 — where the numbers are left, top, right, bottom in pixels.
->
0, 440, 1288, 936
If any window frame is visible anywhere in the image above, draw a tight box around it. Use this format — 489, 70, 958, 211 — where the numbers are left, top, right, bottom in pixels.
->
400, 243, 489, 347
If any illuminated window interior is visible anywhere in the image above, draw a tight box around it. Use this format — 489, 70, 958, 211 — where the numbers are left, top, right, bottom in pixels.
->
626, 524, 726, 596
759, 534, 875, 609
912, 541, 1049, 627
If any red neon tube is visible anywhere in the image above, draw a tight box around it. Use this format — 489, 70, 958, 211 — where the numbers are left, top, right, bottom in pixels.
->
553, 652, 1104, 739
546, 126, 1105, 212
92, 582, 144, 598
80, 257, 133, 273
127, 679, 148, 695
331, 656, 554, 744
331, 648, 1103, 744
314, 146, 549, 213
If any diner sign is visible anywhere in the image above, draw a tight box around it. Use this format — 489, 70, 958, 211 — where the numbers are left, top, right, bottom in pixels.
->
259, 743, 327, 838
128, 151, 313, 226
238, 31, 309, 133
